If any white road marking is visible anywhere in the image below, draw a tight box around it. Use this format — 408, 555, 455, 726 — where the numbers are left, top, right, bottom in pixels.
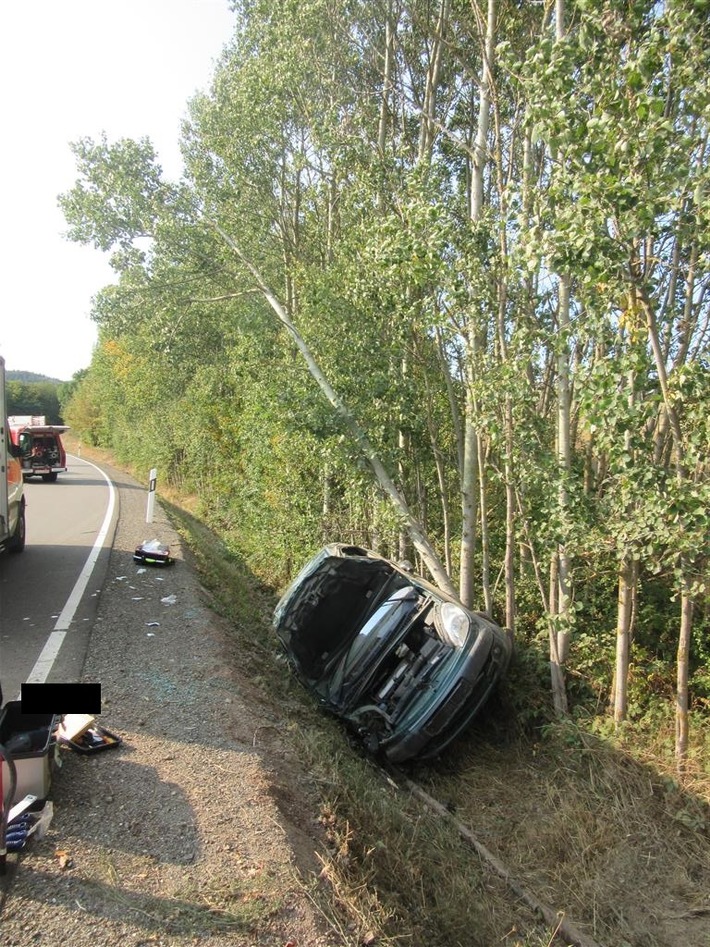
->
21, 456, 116, 689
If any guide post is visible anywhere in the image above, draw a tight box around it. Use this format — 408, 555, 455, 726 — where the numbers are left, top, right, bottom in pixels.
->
146, 468, 157, 524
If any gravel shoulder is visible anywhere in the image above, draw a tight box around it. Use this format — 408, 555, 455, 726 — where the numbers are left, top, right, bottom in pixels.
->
0, 464, 342, 947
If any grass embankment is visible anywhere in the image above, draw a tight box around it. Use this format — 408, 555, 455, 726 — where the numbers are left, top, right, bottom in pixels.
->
68, 439, 710, 947
165, 499, 710, 947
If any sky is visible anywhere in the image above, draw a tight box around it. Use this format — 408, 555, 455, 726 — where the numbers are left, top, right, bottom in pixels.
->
0, 0, 236, 381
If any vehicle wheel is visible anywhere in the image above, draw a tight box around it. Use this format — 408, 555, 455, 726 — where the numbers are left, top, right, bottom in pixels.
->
8, 504, 26, 554
42, 472, 58, 483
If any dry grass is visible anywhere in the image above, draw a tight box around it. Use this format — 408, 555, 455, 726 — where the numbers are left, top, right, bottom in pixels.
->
418, 718, 710, 946
163, 491, 710, 947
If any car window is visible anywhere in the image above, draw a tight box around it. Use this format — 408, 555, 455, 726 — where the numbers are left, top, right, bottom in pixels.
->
357, 586, 418, 639
328, 587, 421, 697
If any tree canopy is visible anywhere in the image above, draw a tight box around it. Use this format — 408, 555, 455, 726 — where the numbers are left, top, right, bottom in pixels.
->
59, 0, 710, 765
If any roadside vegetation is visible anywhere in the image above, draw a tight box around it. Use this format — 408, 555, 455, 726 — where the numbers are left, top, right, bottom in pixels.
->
55, 2, 709, 941
6, 372, 66, 423
66, 427, 710, 946
157, 485, 710, 947
58, 0, 709, 766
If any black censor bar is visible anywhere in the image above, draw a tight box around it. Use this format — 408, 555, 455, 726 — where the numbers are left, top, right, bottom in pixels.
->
20, 682, 102, 714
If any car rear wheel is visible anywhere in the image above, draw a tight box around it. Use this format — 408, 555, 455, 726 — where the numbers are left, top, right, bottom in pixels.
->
8, 504, 26, 553
42, 472, 58, 483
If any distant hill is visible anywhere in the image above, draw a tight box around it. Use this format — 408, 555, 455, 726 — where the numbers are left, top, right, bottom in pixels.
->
5, 372, 64, 423
7, 371, 65, 384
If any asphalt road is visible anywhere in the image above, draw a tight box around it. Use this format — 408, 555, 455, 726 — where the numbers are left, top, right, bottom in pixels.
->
0, 454, 118, 704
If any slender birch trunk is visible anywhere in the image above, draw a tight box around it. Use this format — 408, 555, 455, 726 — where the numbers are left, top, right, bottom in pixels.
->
377, 7, 395, 157
477, 435, 492, 616
550, 0, 572, 713
213, 223, 457, 597
460, 0, 495, 608
554, 272, 573, 699
612, 353, 639, 724
613, 555, 637, 726
549, 550, 568, 716
460, 358, 480, 608
639, 285, 695, 770
418, 0, 450, 164
676, 569, 694, 769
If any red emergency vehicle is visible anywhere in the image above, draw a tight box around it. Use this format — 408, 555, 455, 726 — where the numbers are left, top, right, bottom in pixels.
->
8, 417, 69, 483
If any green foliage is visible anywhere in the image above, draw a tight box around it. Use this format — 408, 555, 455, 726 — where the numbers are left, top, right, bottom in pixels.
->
59, 134, 174, 259
6, 379, 63, 423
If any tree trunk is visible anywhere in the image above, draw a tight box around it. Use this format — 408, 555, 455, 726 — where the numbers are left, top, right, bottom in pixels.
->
548, 0, 573, 705
556, 272, 573, 672
460, 0, 495, 608
613, 555, 637, 726
425, 371, 454, 575
504, 430, 516, 633
397, 352, 412, 563
612, 356, 639, 724
377, 7, 395, 156
418, 0, 450, 163
477, 435, 493, 616
639, 286, 694, 769
675, 570, 694, 771
459, 363, 479, 608
469, 0, 495, 222
549, 551, 569, 715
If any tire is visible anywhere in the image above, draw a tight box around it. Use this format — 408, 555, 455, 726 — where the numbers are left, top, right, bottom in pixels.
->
42, 472, 58, 483
8, 503, 26, 554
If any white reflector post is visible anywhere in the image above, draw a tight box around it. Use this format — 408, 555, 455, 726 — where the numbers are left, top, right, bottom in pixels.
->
146, 467, 157, 523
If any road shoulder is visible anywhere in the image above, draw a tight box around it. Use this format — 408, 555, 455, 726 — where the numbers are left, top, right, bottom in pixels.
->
1, 465, 340, 947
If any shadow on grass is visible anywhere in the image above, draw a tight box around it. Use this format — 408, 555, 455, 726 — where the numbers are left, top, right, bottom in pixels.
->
1, 863, 279, 938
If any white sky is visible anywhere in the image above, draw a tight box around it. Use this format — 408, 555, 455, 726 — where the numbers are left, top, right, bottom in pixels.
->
0, 0, 235, 380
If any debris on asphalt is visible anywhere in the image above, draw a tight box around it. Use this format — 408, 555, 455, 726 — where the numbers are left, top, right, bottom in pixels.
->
133, 539, 174, 566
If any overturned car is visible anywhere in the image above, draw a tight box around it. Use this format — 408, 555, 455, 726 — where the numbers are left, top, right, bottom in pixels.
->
273, 544, 513, 763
